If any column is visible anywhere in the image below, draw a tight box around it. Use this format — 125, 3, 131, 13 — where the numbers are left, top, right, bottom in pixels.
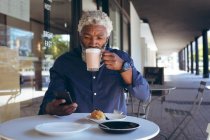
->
70, 0, 82, 49
202, 29, 209, 78
190, 42, 194, 74
186, 45, 189, 72
195, 37, 199, 75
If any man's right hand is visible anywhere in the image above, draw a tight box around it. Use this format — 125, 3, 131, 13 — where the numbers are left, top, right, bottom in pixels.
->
45, 99, 78, 116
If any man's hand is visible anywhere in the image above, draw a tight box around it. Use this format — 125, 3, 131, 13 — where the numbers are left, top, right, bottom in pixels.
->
45, 99, 78, 116
102, 50, 124, 71
102, 50, 132, 85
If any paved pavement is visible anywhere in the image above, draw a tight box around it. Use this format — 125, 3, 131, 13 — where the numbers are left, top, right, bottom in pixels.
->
20, 69, 210, 140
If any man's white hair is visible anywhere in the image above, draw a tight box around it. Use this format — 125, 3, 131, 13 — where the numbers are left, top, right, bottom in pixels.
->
78, 10, 113, 36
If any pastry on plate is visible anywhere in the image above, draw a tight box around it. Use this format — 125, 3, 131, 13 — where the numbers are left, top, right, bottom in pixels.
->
90, 109, 105, 120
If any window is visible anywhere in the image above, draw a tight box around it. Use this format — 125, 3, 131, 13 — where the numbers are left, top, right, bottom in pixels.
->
109, 2, 121, 49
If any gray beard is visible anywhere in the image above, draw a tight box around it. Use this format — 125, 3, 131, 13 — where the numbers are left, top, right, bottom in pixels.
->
81, 44, 86, 62
80, 42, 107, 63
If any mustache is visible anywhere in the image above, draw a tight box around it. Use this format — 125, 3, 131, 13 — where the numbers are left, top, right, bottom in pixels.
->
87, 46, 100, 48
80, 41, 108, 50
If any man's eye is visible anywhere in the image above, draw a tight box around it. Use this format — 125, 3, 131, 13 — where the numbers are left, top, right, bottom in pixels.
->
97, 37, 105, 40
83, 36, 90, 39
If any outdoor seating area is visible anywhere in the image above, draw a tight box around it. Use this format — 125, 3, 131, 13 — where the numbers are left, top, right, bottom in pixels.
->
18, 69, 210, 140
148, 71, 210, 140
1, 1, 210, 140
165, 81, 206, 140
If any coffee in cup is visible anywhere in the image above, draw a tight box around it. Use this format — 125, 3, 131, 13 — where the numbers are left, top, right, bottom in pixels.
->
85, 48, 101, 71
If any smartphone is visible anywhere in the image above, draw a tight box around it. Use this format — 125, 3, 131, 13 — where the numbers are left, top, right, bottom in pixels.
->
54, 91, 73, 105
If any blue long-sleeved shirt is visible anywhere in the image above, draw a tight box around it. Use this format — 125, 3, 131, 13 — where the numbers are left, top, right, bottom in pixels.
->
38, 47, 150, 115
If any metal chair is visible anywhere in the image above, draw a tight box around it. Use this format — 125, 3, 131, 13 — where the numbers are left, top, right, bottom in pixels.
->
164, 81, 206, 140
136, 93, 152, 119
127, 92, 152, 119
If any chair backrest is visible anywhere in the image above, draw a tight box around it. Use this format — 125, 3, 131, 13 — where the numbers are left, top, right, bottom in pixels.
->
127, 92, 152, 119
137, 93, 152, 119
190, 81, 206, 114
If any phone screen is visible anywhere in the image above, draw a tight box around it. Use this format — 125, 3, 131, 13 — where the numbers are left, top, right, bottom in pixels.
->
54, 91, 73, 105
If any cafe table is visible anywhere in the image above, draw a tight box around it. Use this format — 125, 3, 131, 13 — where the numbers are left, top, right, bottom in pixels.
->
150, 84, 176, 103
0, 113, 159, 140
149, 85, 176, 139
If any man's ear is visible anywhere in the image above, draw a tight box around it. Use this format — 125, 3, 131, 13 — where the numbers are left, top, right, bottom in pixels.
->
103, 37, 109, 49
106, 36, 110, 41
105, 37, 109, 44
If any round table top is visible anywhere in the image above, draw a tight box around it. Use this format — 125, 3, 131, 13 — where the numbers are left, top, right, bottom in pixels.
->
150, 85, 176, 91
0, 113, 159, 140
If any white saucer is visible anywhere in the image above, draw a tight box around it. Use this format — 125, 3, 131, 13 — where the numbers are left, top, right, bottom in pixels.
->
86, 113, 126, 123
35, 122, 91, 136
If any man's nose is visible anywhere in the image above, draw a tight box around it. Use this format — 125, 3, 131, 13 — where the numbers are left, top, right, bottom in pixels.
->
89, 38, 98, 47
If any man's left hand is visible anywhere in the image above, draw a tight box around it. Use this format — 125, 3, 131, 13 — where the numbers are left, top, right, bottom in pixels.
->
102, 50, 123, 71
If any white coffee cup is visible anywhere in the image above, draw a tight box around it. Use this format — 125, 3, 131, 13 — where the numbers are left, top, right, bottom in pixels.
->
85, 48, 101, 71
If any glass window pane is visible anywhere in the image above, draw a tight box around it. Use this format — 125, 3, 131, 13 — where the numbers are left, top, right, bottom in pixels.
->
109, 2, 121, 50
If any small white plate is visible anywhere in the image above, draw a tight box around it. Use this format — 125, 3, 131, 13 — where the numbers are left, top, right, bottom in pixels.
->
35, 122, 91, 136
86, 113, 126, 123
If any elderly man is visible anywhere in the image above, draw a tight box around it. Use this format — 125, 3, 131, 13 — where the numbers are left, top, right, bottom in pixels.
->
39, 10, 150, 116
